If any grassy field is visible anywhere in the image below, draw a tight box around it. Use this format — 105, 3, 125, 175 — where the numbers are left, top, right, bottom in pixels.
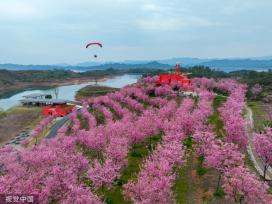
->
76, 85, 119, 101
247, 101, 268, 131
0, 106, 42, 146
173, 95, 236, 204
174, 152, 231, 204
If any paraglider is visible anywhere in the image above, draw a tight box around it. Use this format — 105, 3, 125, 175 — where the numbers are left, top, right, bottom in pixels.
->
85, 42, 103, 48
85, 42, 103, 58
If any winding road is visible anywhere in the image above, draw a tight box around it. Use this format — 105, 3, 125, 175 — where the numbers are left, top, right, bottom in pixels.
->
46, 105, 82, 138
245, 106, 272, 180
46, 115, 71, 138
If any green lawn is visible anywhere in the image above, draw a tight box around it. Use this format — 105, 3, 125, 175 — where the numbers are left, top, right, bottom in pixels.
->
247, 101, 267, 131
76, 85, 119, 99
174, 153, 196, 204
173, 95, 231, 204
174, 152, 230, 204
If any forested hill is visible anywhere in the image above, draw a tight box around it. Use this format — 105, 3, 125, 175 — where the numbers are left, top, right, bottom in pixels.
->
0, 61, 172, 71
1, 58, 272, 72
0, 68, 164, 85
2, 66, 271, 101
1, 66, 271, 89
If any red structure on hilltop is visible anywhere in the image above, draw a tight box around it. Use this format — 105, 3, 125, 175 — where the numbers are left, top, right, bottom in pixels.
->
157, 64, 192, 87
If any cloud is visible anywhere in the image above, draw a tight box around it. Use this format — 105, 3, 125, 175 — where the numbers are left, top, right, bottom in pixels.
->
0, 0, 271, 64
137, 15, 216, 31
138, 2, 217, 31
0, 1, 40, 20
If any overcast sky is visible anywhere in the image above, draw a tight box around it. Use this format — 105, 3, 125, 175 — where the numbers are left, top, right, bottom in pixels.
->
0, 0, 272, 64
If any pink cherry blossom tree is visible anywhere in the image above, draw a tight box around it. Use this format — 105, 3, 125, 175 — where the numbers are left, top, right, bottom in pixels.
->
253, 127, 272, 180
223, 166, 270, 204
31, 114, 56, 144
218, 80, 248, 149
205, 141, 244, 191
4, 75, 269, 203
0, 137, 103, 204
81, 104, 97, 129
251, 83, 263, 98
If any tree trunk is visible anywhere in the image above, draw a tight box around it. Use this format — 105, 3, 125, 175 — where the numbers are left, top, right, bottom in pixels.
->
216, 173, 222, 192
263, 163, 268, 181
234, 196, 244, 204
239, 196, 243, 204
149, 136, 152, 151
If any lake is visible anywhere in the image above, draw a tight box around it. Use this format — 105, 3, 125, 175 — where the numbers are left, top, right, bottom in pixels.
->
0, 74, 141, 111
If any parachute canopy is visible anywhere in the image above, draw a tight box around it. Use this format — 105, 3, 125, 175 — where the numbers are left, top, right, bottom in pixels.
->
85, 42, 103, 49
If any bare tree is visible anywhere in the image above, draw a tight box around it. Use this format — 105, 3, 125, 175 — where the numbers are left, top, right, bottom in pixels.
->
54, 87, 59, 99
95, 76, 98, 85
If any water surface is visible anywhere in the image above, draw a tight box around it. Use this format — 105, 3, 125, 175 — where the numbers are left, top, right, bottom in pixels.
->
0, 74, 141, 111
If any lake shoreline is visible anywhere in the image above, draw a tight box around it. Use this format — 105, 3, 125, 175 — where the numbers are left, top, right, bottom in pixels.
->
0, 74, 141, 146
0, 74, 141, 111
75, 85, 120, 101
0, 75, 114, 100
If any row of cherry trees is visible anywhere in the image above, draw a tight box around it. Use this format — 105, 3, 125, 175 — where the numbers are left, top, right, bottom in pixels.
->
124, 100, 189, 203
193, 78, 272, 203
0, 136, 103, 203
81, 102, 97, 129
32, 114, 56, 138
193, 127, 271, 203
0, 76, 271, 203
193, 78, 249, 149
28, 114, 57, 145
124, 86, 214, 203
69, 80, 178, 195
0, 81, 167, 203
217, 79, 248, 149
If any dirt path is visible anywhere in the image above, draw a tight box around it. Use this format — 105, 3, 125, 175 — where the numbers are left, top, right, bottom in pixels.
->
245, 106, 272, 180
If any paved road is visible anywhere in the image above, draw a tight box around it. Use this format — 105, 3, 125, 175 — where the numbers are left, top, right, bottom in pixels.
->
245, 106, 272, 180
46, 115, 70, 138
46, 107, 82, 139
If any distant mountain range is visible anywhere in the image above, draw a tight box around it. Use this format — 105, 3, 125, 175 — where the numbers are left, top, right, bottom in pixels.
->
201, 59, 272, 72
1, 57, 272, 72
